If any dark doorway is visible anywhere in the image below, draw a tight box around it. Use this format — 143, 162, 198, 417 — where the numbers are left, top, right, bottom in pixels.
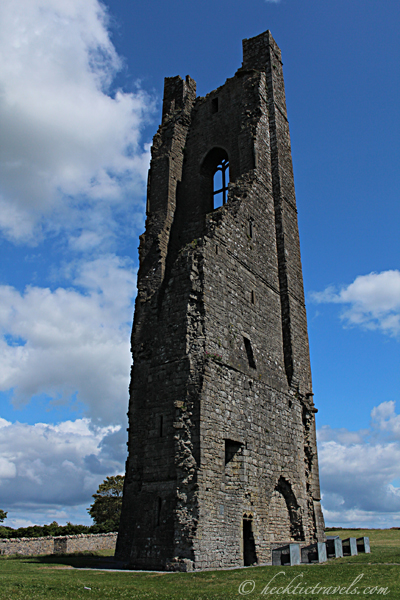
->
243, 517, 257, 566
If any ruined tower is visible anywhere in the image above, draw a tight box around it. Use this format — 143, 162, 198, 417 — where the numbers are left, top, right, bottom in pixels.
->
116, 30, 325, 570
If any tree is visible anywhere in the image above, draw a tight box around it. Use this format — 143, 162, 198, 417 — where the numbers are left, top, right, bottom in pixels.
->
88, 475, 124, 532
0, 510, 7, 523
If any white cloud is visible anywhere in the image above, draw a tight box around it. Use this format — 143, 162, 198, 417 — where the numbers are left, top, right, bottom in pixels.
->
0, 457, 17, 479
318, 401, 400, 527
0, 254, 136, 425
311, 270, 400, 337
0, 0, 154, 244
0, 1, 149, 528
317, 426, 367, 446
0, 417, 124, 525
371, 400, 400, 439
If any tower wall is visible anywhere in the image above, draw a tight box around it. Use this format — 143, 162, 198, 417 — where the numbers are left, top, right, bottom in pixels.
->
116, 30, 324, 570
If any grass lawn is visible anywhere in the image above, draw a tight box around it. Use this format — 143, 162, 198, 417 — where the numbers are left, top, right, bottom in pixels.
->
0, 529, 398, 599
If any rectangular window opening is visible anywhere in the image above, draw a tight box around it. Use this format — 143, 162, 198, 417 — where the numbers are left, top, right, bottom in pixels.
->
251, 290, 255, 304
243, 336, 256, 369
211, 97, 219, 113
156, 497, 162, 526
225, 439, 243, 465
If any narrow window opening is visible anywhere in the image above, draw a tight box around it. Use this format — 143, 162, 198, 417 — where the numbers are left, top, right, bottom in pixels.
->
243, 337, 256, 369
211, 97, 219, 113
156, 497, 162, 526
225, 439, 243, 465
202, 147, 229, 213
243, 516, 258, 566
215, 244, 219, 255
213, 158, 229, 209
250, 290, 255, 304
159, 414, 163, 437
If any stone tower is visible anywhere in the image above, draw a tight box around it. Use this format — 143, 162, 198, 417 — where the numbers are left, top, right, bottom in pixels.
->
116, 30, 325, 570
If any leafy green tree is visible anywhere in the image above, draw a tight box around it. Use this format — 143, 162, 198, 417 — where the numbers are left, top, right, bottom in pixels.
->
88, 475, 124, 532
0, 509, 8, 537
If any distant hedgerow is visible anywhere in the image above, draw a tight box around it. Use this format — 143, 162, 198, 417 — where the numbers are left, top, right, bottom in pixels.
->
0, 521, 116, 539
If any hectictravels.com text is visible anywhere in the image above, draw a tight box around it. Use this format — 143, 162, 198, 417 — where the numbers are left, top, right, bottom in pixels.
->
238, 573, 389, 596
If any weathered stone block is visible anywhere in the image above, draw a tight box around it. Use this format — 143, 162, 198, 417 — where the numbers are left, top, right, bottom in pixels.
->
342, 537, 358, 556
356, 536, 370, 553
301, 542, 327, 564
272, 543, 301, 566
326, 536, 343, 559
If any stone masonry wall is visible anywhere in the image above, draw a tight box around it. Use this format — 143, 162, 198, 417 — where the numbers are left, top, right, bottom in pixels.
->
116, 30, 325, 571
0, 533, 117, 557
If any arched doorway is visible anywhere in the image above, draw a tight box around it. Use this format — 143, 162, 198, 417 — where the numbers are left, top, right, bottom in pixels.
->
242, 513, 257, 566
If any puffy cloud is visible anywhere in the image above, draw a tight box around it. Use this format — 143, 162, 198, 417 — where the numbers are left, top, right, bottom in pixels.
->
311, 270, 400, 337
0, 0, 154, 244
312, 272, 400, 523
317, 426, 367, 446
0, 254, 136, 425
318, 401, 400, 527
0, 417, 124, 526
0, 0, 148, 527
371, 400, 400, 439
0, 458, 17, 480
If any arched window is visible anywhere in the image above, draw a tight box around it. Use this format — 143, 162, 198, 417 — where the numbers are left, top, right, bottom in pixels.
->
213, 158, 229, 209
201, 147, 230, 212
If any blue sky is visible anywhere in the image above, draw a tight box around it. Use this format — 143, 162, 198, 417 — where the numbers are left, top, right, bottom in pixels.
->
0, 0, 399, 529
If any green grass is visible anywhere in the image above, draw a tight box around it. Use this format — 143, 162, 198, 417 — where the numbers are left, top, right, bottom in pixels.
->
0, 529, 399, 599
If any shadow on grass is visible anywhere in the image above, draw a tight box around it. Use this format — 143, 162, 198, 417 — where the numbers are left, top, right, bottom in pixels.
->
21, 552, 125, 570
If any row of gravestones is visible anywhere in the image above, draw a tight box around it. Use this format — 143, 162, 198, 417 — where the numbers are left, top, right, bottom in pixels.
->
272, 536, 371, 566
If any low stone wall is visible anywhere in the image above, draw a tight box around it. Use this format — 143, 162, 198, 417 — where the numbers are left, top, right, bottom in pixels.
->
0, 532, 117, 557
